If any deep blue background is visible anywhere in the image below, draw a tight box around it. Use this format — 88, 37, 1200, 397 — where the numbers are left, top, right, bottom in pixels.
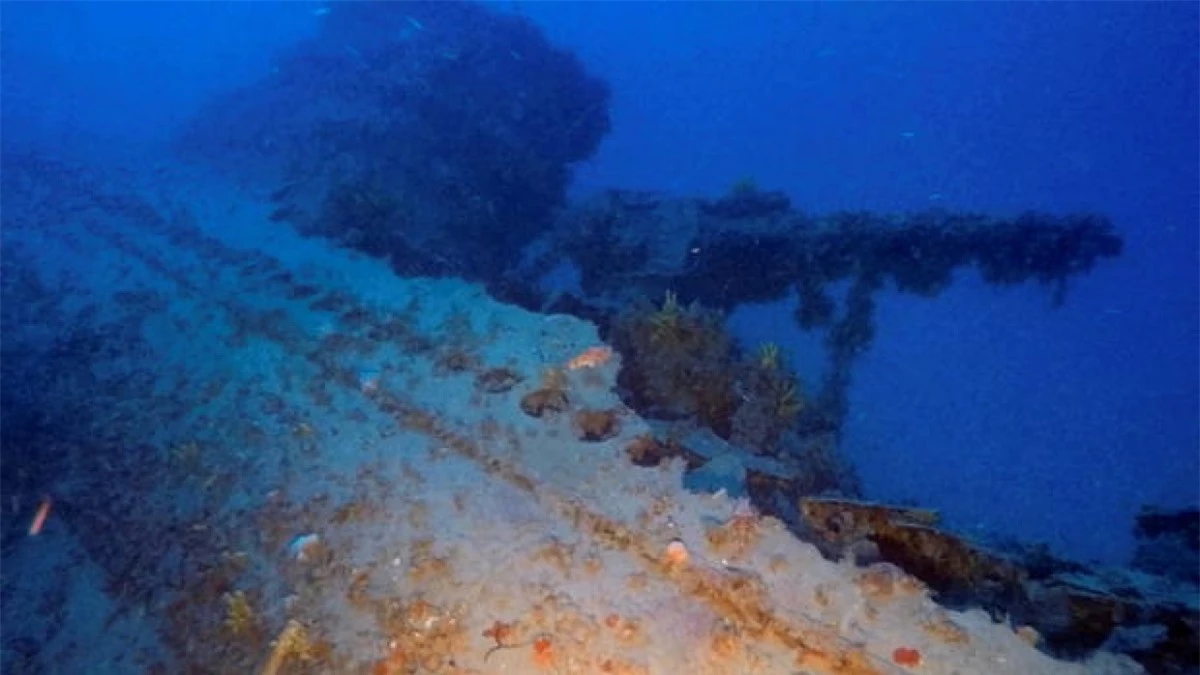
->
3, 1, 1196, 564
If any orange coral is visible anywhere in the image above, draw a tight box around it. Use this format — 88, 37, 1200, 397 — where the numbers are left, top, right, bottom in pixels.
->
532, 636, 555, 669
371, 642, 409, 675
664, 539, 690, 567
567, 346, 613, 370
892, 646, 922, 667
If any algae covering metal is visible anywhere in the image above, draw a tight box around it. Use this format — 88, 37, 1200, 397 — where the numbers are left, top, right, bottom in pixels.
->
0, 153, 1144, 674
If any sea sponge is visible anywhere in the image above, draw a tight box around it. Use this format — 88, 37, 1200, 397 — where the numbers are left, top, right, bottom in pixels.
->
574, 408, 621, 442
625, 434, 671, 467
520, 369, 570, 417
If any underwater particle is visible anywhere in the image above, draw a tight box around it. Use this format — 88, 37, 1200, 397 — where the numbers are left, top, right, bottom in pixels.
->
664, 539, 690, 567
567, 345, 614, 370
892, 646, 922, 667
28, 496, 52, 536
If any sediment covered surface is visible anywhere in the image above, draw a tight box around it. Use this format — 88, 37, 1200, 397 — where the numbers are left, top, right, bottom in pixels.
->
0, 154, 1144, 674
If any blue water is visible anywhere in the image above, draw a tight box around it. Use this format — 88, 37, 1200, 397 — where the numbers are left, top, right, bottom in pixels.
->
3, 0, 1195, 571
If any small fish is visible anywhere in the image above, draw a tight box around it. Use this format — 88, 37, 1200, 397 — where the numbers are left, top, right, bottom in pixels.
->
312, 7, 330, 17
